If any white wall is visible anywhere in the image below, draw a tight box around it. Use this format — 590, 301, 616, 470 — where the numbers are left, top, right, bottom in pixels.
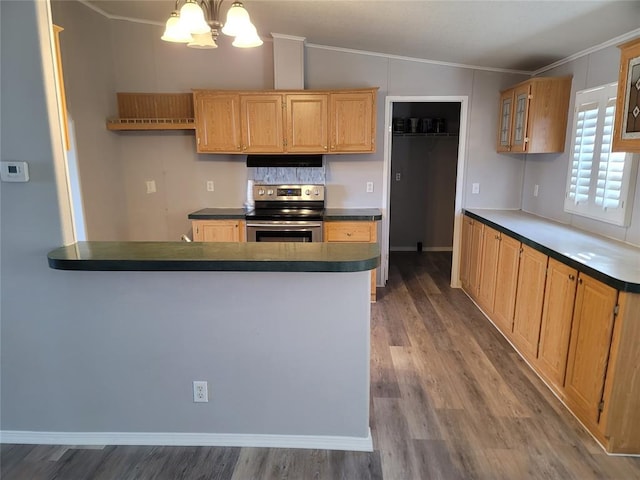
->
522, 45, 640, 246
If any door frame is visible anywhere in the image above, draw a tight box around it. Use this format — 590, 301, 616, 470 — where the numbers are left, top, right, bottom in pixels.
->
381, 95, 469, 288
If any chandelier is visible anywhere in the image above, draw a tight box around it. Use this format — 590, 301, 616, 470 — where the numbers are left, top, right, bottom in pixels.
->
161, 0, 263, 49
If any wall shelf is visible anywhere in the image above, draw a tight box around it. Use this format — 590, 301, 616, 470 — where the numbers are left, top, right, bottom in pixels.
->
106, 92, 195, 132
393, 132, 458, 137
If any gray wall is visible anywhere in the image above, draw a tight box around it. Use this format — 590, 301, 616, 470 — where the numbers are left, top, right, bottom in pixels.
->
1, 1, 370, 440
522, 46, 640, 246
53, 1, 530, 241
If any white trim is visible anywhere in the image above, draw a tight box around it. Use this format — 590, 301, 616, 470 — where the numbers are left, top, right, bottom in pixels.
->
271, 33, 306, 43
306, 43, 531, 75
0, 429, 373, 452
532, 28, 640, 76
382, 96, 469, 289
390, 247, 453, 252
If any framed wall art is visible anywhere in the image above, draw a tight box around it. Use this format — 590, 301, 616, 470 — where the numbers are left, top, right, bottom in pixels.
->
613, 37, 640, 153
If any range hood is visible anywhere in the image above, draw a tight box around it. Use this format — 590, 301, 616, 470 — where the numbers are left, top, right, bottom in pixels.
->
246, 154, 323, 168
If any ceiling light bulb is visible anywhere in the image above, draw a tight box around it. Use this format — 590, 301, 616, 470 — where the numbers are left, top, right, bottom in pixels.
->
232, 24, 263, 48
222, 1, 251, 37
188, 32, 219, 49
161, 11, 193, 43
179, 0, 211, 35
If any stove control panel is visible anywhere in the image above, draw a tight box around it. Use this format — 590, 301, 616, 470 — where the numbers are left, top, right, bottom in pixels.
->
253, 184, 325, 201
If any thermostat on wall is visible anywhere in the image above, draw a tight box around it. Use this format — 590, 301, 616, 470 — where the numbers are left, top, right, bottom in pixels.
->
1, 161, 29, 182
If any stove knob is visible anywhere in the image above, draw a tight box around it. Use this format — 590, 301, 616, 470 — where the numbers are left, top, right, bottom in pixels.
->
305, 189, 311, 195
267, 189, 274, 196
257, 188, 265, 196
314, 188, 320, 196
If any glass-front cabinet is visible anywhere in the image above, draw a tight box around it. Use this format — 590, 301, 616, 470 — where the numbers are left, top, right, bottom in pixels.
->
511, 84, 532, 153
497, 89, 514, 152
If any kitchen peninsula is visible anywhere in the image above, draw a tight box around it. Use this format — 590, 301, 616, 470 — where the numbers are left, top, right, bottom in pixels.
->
46, 241, 379, 451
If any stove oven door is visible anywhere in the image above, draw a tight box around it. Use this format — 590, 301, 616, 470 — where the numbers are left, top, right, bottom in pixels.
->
246, 221, 323, 242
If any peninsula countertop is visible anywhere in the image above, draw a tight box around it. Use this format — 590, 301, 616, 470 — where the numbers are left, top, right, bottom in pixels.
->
48, 241, 380, 273
465, 209, 640, 293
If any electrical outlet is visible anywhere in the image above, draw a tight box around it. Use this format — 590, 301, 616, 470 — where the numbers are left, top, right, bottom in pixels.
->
366, 181, 374, 193
472, 183, 480, 194
534, 184, 539, 197
146, 180, 156, 194
395, 173, 401, 181
206, 180, 214, 192
193, 381, 208, 403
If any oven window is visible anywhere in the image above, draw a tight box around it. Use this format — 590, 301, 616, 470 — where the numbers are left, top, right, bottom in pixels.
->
255, 230, 313, 242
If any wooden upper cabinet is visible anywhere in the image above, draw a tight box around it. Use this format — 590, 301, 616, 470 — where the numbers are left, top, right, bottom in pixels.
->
497, 89, 514, 152
193, 91, 241, 153
612, 37, 640, 153
496, 76, 572, 153
536, 258, 578, 389
330, 90, 376, 153
286, 94, 329, 153
511, 245, 548, 360
564, 273, 618, 425
240, 94, 284, 153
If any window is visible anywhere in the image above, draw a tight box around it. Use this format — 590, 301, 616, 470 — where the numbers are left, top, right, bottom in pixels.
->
564, 83, 637, 226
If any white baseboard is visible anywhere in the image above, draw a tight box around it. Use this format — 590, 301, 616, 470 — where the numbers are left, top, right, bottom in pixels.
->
0, 429, 373, 452
390, 246, 453, 252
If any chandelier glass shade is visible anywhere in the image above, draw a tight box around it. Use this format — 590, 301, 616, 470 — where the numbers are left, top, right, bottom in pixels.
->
161, 0, 263, 49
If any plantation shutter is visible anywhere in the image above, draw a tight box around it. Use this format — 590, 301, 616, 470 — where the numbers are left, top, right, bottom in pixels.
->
595, 97, 627, 209
568, 100, 599, 204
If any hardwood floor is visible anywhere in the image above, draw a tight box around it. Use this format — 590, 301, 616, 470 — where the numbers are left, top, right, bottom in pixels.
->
3, 252, 640, 479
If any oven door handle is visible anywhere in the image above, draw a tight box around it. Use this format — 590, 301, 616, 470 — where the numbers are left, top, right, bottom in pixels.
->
246, 222, 323, 228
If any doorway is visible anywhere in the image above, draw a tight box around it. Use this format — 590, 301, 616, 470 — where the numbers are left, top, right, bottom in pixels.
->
381, 96, 469, 288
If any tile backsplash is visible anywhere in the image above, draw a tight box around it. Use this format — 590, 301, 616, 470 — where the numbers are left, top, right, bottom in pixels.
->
250, 167, 325, 185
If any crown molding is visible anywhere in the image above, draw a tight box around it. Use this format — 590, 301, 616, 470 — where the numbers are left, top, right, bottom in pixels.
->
271, 33, 306, 43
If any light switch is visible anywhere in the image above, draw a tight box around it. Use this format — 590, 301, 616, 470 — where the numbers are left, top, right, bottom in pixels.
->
146, 180, 156, 194
534, 184, 539, 197
472, 183, 480, 194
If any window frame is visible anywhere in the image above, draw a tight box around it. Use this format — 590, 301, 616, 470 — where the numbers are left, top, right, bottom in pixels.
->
564, 82, 638, 227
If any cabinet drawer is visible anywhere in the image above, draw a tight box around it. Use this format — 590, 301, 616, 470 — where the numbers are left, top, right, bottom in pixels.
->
324, 222, 375, 242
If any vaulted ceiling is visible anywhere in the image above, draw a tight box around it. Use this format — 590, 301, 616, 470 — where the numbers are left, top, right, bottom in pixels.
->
84, 0, 640, 72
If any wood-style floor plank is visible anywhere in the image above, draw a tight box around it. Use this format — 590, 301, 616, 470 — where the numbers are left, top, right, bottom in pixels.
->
2, 252, 640, 479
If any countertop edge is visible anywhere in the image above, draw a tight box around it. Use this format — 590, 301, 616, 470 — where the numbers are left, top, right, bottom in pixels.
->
464, 209, 640, 293
47, 242, 380, 273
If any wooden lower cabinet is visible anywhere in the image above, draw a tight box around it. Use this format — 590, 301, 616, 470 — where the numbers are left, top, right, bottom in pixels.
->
491, 235, 521, 334
535, 259, 577, 389
478, 226, 500, 312
461, 216, 483, 299
192, 220, 246, 242
563, 273, 617, 426
511, 245, 548, 360
459, 214, 640, 453
324, 221, 377, 302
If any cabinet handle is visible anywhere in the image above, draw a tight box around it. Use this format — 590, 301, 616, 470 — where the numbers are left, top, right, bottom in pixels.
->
324, 145, 328, 150
568, 274, 575, 281
578, 278, 583, 285
346, 232, 352, 237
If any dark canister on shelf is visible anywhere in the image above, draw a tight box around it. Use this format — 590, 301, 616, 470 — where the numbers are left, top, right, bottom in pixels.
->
421, 118, 433, 133
393, 118, 406, 133
435, 118, 446, 133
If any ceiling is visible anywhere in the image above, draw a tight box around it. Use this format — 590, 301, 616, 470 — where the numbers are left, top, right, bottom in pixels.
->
85, 0, 640, 72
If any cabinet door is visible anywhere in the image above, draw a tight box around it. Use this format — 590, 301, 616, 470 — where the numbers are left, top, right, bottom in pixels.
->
324, 221, 377, 301
492, 235, 521, 334
510, 83, 532, 153
192, 220, 245, 242
468, 220, 484, 299
240, 94, 284, 153
564, 274, 618, 424
478, 226, 500, 313
497, 89, 514, 152
511, 245, 548, 359
329, 91, 375, 152
193, 92, 241, 153
536, 258, 578, 388
460, 216, 474, 288
286, 94, 328, 153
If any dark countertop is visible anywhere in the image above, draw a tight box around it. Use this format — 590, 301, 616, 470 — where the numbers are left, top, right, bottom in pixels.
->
187, 208, 382, 221
48, 241, 380, 273
188, 208, 248, 220
323, 209, 382, 221
465, 209, 640, 293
